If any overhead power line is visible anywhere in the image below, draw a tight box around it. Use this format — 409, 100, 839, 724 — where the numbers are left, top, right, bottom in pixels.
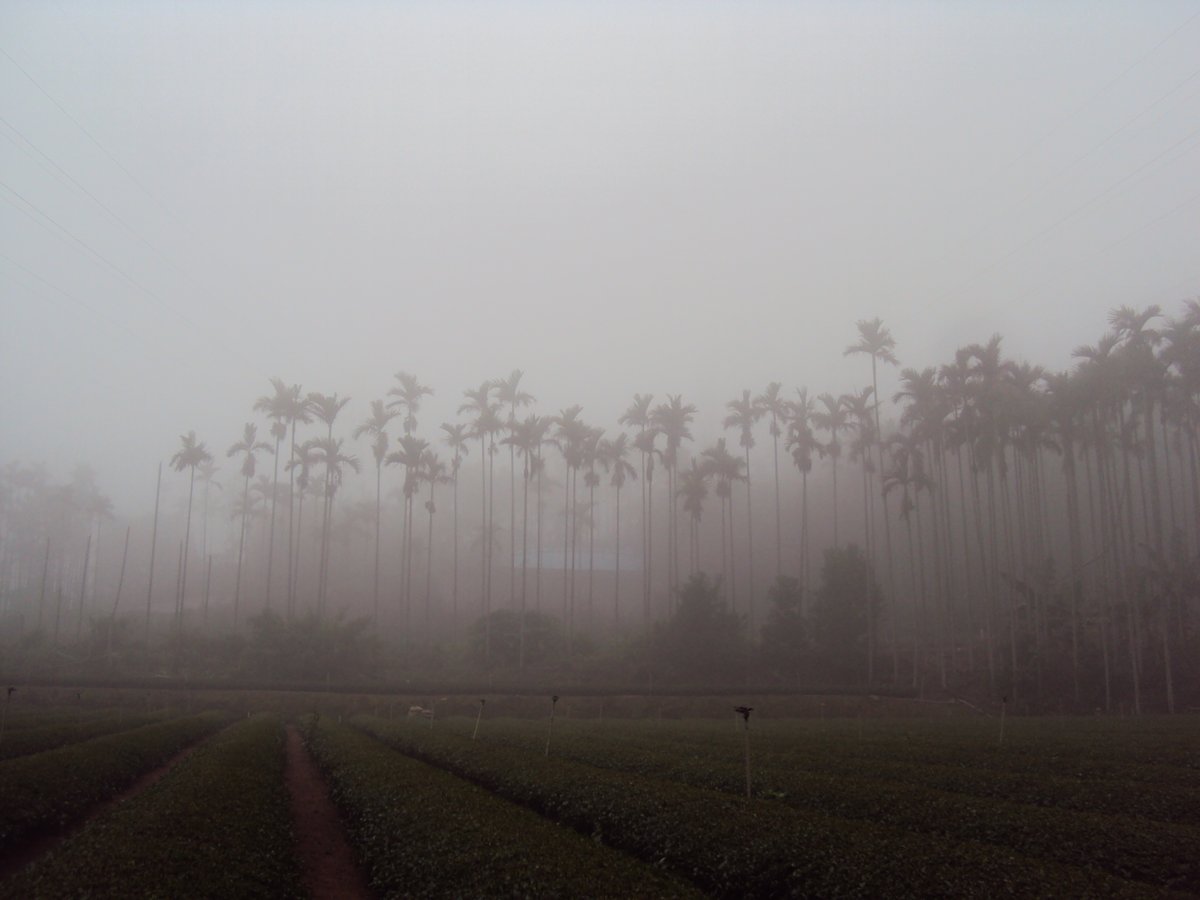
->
1002, 5, 1200, 175
0, 114, 184, 274
0, 41, 162, 206
926, 122, 1200, 308
0, 180, 266, 379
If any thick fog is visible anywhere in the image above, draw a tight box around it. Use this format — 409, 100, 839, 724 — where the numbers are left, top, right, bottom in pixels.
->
2, 4, 1198, 702
3, 2, 1196, 505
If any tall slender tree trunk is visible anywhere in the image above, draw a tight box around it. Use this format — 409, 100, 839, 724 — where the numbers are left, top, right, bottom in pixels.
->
172, 541, 183, 645
107, 527, 130, 664
727, 487, 738, 613
744, 446, 756, 633
719, 494, 728, 594
202, 554, 212, 630
914, 494, 931, 688
520, 460, 530, 669
294, 489, 306, 613
145, 462, 162, 646
871, 356, 899, 684
638, 445, 647, 626
587, 471, 596, 627
568, 464, 578, 650
613, 484, 622, 625
868, 465, 878, 681
772, 417, 782, 579
509, 430, 516, 610
265, 433, 282, 609
561, 460, 571, 635
373, 462, 383, 626
75, 533, 92, 643
801, 472, 809, 600
286, 419, 298, 619
425, 479, 436, 650
648, 465, 657, 628
1062, 433, 1085, 706
953, 439, 976, 671
479, 437, 489, 662
37, 536, 50, 633
536, 453, 544, 613
831, 458, 840, 548
487, 438, 496, 639
179, 470, 197, 631
452, 463, 460, 630
234, 475, 249, 626
53, 577, 63, 645
904, 512, 918, 689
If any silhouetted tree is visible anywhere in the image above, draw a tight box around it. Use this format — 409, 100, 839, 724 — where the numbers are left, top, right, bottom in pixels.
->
170, 431, 212, 634
599, 432, 637, 625
441, 421, 471, 629
810, 544, 881, 685
354, 399, 397, 626
761, 575, 807, 683
652, 572, 745, 683
725, 389, 762, 629
227, 423, 270, 627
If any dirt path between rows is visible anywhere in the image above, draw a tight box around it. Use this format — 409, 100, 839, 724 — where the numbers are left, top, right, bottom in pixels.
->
0, 734, 208, 882
285, 725, 373, 900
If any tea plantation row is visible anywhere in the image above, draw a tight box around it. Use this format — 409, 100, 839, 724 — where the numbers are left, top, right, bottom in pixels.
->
1, 705, 1196, 897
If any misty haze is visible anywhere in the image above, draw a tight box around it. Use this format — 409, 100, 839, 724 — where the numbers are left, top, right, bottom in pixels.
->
2, 3, 1198, 898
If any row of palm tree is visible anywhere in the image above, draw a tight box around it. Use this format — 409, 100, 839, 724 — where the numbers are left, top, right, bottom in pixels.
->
3, 301, 1197, 707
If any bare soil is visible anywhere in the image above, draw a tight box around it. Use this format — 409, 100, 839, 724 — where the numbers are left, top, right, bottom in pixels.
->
284, 725, 373, 900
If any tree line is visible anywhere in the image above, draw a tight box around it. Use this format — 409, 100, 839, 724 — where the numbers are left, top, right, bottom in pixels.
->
1, 301, 1197, 710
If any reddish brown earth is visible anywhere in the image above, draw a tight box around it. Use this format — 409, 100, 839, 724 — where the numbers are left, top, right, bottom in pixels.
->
0, 735, 206, 882
284, 725, 373, 900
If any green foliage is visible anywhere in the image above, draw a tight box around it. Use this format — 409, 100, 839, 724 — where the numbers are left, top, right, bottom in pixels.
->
356, 715, 1164, 898
4, 715, 303, 899
652, 573, 745, 682
305, 717, 699, 898
760, 575, 807, 681
810, 545, 881, 683
439, 716, 1198, 893
0, 710, 162, 761
239, 609, 376, 683
468, 609, 565, 668
0, 711, 228, 846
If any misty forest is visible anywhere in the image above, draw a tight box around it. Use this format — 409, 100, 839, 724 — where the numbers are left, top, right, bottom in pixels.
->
2, 303, 1198, 712
6, 5, 1200, 898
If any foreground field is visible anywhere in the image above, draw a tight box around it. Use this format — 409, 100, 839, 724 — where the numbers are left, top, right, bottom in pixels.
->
0, 698, 1196, 897
361, 714, 1197, 897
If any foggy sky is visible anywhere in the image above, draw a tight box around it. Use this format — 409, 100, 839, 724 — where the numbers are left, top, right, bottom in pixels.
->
2, 1, 1198, 513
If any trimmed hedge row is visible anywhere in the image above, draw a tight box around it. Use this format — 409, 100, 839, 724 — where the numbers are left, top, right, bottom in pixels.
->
579, 716, 1200, 783
304, 717, 700, 898
0, 711, 228, 846
455, 717, 1199, 893
0, 713, 163, 762
483, 717, 1200, 828
356, 717, 1163, 899
1, 715, 303, 899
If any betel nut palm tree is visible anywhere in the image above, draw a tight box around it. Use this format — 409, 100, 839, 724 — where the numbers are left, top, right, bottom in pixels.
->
845, 317, 900, 682
599, 432, 637, 625
354, 399, 397, 626
170, 431, 212, 634
227, 423, 271, 626
724, 389, 762, 629
493, 369, 535, 609
441, 421, 471, 629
